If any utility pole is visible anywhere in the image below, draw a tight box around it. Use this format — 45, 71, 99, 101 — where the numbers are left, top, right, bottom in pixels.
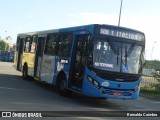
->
118, 0, 123, 26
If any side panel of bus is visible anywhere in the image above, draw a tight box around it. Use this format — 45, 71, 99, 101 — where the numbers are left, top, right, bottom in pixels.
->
40, 32, 73, 85
34, 36, 46, 78
39, 33, 58, 83
40, 55, 56, 83
22, 36, 37, 77
22, 53, 35, 76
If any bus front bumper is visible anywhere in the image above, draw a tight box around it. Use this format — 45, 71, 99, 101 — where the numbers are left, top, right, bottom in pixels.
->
98, 87, 140, 100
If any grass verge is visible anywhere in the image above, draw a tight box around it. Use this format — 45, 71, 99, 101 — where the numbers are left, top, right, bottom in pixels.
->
140, 86, 160, 101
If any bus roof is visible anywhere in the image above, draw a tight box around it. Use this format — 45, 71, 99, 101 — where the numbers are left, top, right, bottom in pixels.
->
17, 24, 145, 38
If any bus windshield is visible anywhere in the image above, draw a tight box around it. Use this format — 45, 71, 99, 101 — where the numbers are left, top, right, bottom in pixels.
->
92, 38, 143, 74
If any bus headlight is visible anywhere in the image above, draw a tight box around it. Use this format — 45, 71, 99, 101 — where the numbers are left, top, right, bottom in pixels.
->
93, 80, 99, 88
87, 75, 93, 83
87, 75, 100, 88
101, 81, 110, 87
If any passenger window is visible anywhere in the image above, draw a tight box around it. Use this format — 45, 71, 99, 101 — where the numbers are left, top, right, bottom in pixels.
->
24, 37, 32, 52
44, 34, 57, 55
31, 36, 37, 53
57, 33, 73, 58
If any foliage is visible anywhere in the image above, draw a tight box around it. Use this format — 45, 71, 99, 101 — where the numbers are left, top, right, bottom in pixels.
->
141, 60, 160, 100
0, 40, 9, 51
140, 91, 160, 101
144, 60, 160, 69
153, 73, 160, 82
141, 84, 160, 101
142, 84, 160, 93
12, 44, 16, 50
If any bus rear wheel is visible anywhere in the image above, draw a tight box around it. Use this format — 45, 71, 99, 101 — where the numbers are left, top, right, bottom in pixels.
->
22, 66, 28, 80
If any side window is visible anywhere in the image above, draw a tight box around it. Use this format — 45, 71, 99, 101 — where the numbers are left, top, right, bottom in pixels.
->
44, 34, 57, 55
75, 35, 88, 65
78, 36, 88, 55
24, 37, 32, 52
31, 36, 37, 53
18, 38, 25, 54
57, 33, 73, 58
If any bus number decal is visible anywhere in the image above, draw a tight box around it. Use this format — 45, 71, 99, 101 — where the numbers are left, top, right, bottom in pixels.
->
100, 28, 142, 41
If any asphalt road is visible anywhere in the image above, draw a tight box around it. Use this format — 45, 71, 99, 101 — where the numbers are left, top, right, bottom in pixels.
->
0, 62, 159, 120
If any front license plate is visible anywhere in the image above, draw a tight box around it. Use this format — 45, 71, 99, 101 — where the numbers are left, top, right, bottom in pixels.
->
113, 92, 122, 96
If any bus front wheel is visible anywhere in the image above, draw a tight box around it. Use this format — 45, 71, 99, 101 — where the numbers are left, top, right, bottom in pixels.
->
58, 76, 70, 96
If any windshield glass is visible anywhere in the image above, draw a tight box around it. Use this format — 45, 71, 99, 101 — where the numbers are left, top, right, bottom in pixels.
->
93, 40, 121, 72
92, 38, 143, 74
122, 43, 142, 74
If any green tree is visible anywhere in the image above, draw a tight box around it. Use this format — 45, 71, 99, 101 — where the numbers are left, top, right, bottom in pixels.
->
144, 60, 160, 69
0, 40, 9, 50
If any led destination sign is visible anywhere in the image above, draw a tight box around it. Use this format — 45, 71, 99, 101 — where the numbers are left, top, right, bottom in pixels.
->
100, 28, 144, 41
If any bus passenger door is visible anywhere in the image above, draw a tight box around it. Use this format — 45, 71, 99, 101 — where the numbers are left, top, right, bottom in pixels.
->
34, 37, 45, 78
70, 34, 88, 91
16, 38, 24, 71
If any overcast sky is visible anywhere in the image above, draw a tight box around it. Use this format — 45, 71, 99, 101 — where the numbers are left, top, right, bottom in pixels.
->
0, 0, 160, 60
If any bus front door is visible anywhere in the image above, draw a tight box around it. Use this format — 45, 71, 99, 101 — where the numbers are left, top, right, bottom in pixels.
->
70, 35, 88, 91
34, 37, 45, 78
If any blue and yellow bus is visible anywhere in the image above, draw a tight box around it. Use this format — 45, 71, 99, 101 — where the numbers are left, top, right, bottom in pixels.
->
14, 24, 145, 99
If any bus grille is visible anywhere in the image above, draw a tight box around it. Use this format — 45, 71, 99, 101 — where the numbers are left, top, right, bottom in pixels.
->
93, 69, 140, 82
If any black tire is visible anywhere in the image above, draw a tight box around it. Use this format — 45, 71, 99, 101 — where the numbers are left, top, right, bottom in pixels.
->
22, 66, 28, 80
57, 76, 71, 96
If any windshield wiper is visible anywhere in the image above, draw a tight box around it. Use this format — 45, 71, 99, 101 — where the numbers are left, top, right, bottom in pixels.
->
122, 42, 136, 72
124, 45, 127, 65
124, 42, 136, 65
108, 40, 119, 65
126, 42, 136, 57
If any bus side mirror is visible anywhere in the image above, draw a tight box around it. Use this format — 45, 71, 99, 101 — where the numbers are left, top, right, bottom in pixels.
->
141, 52, 145, 67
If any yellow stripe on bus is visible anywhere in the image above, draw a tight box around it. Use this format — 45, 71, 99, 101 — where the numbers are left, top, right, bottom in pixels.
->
34, 77, 39, 81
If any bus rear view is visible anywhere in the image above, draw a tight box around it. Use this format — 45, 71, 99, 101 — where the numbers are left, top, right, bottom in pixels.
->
84, 25, 145, 99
